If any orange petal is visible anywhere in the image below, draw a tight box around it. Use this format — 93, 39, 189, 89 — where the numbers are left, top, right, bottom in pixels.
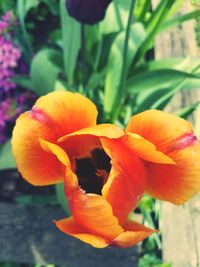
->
55, 217, 110, 248
58, 124, 124, 160
55, 217, 156, 248
67, 189, 124, 240
111, 219, 157, 248
126, 110, 193, 151
101, 137, 147, 224
146, 143, 200, 204
12, 112, 64, 185
34, 91, 98, 136
123, 133, 175, 164
58, 124, 124, 142
126, 110, 200, 204
40, 139, 78, 191
12, 92, 97, 185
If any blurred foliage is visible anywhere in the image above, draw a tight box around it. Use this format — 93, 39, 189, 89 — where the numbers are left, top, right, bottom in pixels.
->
1, 0, 198, 124
0, 0, 200, 265
138, 254, 171, 267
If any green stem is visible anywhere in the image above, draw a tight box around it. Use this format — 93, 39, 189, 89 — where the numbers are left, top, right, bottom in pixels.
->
80, 24, 87, 87
17, 0, 33, 62
131, 0, 175, 69
110, 0, 135, 122
94, 37, 103, 71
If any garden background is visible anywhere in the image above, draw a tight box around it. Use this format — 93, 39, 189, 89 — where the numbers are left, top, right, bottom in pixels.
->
0, 0, 200, 267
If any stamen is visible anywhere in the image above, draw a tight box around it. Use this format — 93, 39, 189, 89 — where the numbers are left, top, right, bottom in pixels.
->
95, 169, 109, 183
75, 149, 111, 195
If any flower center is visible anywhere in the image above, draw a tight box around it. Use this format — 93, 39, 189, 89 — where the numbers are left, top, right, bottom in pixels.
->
75, 149, 111, 195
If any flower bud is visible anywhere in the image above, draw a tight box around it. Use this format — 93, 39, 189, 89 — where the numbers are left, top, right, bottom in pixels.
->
66, 0, 112, 25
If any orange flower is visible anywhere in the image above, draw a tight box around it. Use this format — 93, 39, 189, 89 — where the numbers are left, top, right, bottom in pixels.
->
12, 92, 200, 248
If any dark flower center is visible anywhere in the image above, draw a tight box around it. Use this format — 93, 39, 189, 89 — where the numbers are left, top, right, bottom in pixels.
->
75, 149, 111, 195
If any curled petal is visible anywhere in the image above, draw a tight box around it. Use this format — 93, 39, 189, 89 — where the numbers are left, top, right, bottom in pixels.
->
123, 133, 175, 164
58, 123, 124, 160
126, 110, 200, 204
55, 217, 110, 248
67, 190, 124, 240
101, 137, 147, 224
55, 217, 156, 248
58, 124, 124, 142
111, 220, 157, 248
12, 92, 97, 185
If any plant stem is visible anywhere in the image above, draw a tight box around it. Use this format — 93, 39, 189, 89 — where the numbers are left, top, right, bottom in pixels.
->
111, 0, 135, 122
80, 24, 87, 87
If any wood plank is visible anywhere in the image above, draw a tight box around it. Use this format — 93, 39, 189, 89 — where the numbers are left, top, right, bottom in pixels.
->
153, 1, 200, 266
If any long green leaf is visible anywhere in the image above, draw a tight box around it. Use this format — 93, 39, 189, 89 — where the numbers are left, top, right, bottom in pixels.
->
127, 69, 200, 93
145, 0, 175, 33
0, 141, 16, 170
30, 48, 63, 95
130, 57, 200, 76
135, 87, 174, 112
175, 101, 200, 119
161, 9, 200, 31
131, 0, 175, 67
104, 23, 146, 115
17, 0, 37, 59
60, 0, 81, 84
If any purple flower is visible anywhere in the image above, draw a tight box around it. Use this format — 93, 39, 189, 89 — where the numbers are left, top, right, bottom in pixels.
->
2, 11, 14, 23
0, 91, 37, 144
66, 0, 112, 25
0, 11, 36, 144
0, 23, 21, 93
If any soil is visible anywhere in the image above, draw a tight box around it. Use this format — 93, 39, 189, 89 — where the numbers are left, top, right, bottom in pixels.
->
0, 169, 55, 203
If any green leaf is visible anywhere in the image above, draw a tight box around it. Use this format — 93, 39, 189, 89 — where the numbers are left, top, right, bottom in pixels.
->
131, 0, 175, 67
104, 23, 146, 114
54, 80, 68, 91
0, 0, 15, 11
145, 0, 175, 33
136, 87, 174, 112
161, 9, 200, 31
24, 0, 39, 15
175, 101, 200, 119
12, 75, 35, 91
56, 182, 70, 215
130, 57, 200, 76
0, 141, 16, 170
17, 0, 36, 59
100, 0, 132, 34
60, 0, 81, 84
30, 48, 63, 95
135, 0, 151, 23
127, 69, 200, 93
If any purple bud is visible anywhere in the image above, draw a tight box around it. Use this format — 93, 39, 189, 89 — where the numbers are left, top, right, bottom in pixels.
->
66, 0, 112, 25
